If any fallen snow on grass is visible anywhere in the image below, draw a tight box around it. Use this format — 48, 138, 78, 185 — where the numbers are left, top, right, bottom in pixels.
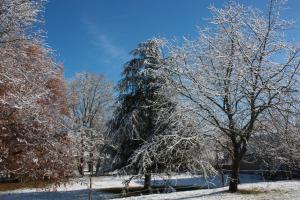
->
0, 175, 141, 194
116, 180, 300, 200
0, 173, 260, 194
0, 174, 298, 200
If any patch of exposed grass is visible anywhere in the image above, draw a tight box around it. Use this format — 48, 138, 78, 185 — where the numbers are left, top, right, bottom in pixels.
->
0, 180, 53, 192
238, 187, 269, 195
238, 187, 285, 195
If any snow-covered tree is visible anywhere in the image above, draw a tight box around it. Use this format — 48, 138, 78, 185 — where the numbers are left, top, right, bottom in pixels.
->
248, 109, 300, 174
0, 0, 74, 183
0, 0, 44, 44
166, 0, 300, 192
68, 72, 113, 176
0, 40, 74, 182
109, 38, 178, 190
128, 101, 217, 178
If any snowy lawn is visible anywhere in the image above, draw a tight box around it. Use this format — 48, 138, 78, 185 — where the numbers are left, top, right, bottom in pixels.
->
0, 176, 138, 199
116, 181, 300, 200
0, 174, 298, 199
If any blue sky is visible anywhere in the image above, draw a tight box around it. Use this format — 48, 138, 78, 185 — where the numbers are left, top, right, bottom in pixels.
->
44, 0, 300, 82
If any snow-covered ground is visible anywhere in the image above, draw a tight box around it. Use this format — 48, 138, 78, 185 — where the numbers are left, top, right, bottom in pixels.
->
117, 180, 300, 200
0, 176, 137, 200
0, 174, 299, 199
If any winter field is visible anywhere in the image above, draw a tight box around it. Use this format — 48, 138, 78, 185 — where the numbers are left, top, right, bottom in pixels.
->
1, 174, 300, 199
1, 0, 300, 200
118, 181, 300, 200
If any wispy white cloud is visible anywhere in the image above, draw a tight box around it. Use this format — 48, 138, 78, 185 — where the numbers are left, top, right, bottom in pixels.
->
81, 16, 128, 62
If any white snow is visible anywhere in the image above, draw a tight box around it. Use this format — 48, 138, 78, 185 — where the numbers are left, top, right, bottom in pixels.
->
0, 175, 299, 200
0, 175, 141, 194
117, 181, 300, 200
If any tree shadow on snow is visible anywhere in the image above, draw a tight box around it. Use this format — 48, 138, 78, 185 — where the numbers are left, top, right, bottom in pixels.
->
134, 174, 262, 189
0, 189, 113, 200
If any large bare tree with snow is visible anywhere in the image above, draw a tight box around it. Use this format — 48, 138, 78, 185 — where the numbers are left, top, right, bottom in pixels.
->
68, 72, 113, 176
166, 0, 300, 192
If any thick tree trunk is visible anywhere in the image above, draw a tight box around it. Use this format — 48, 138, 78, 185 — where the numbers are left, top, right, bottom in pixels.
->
144, 173, 152, 193
228, 134, 249, 193
229, 156, 240, 192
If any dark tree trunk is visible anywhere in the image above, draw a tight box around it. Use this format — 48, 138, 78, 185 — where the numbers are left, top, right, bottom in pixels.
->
228, 132, 250, 193
88, 162, 93, 175
78, 157, 84, 176
95, 158, 101, 176
88, 152, 93, 175
144, 173, 152, 193
229, 156, 240, 192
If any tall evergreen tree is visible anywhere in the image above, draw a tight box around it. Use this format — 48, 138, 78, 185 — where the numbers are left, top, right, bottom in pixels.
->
109, 39, 173, 190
